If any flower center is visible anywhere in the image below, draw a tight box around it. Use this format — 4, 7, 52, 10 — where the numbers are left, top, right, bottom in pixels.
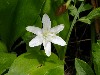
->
42, 29, 55, 41
43, 31, 50, 38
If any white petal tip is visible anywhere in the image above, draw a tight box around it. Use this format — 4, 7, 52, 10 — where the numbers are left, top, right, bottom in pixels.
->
43, 13, 48, 16
60, 24, 64, 29
26, 26, 29, 31
61, 43, 67, 46
46, 54, 51, 57
29, 43, 34, 47
26, 26, 32, 31
45, 50, 51, 57
60, 24, 64, 26
42, 14, 49, 20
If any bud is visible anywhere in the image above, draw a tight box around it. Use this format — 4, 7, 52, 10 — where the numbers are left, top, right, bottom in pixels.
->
55, 3, 66, 16
55, 0, 71, 16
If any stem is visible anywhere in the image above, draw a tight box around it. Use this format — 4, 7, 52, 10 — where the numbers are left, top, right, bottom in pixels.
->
64, 2, 84, 52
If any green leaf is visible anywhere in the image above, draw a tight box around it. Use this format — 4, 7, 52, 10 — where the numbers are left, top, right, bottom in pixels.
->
92, 40, 100, 75
78, 17, 91, 24
6, 50, 64, 75
0, 0, 18, 49
0, 0, 45, 50
68, 3, 92, 17
79, 4, 92, 12
86, 7, 100, 19
0, 53, 16, 75
68, 5, 78, 16
75, 58, 94, 75
0, 41, 7, 52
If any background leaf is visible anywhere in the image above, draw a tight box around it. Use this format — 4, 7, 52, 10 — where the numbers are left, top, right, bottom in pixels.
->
86, 7, 100, 19
0, 0, 18, 49
79, 3, 92, 12
92, 40, 100, 75
0, 0, 45, 50
78, 17, 91, 24
6, 50, 64, 75
75, 58, 94, 75
68, 3, 92, 17
0, 41, 7, 52
0, 53, 16, 75
68, 5, 78, 16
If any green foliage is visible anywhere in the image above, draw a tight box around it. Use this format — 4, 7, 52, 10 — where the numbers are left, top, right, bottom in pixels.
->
0, 41, 7, 52
66, 2, 84, 47
0, 53, 16, 75
68, 3, 92, 17
79, 7, 100, 24
87, 7, 100, 19
92, 40, 100, 75
6, 50, 64, 75
12, 0, 45, 49
78, 17, 91, 24
0, 0, 18, 49
79, 4, 92, 12
75, 58, 94, 75
0, 0, 45, 50
68, 5, 77, 16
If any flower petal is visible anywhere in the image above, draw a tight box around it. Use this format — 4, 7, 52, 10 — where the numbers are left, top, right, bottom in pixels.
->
26, 26, 42, 35
50, 24, 64, 34
29, 36, 43, 47
42, 14, 51, 30
51, 36, 66, 46
43, 40, 51, 57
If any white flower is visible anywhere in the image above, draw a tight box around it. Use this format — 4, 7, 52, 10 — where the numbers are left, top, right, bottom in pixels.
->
26, 14, 66, 57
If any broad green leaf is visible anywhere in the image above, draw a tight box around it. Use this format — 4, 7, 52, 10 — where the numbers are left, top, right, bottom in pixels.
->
92, 40, 100, 75
0, 0, 45, 50
42, 0, 70, 59
0, 41, 7, 52
6, 50, 64, 75
75, 58, 94, 75
86, 7, 100, 19
0, 53, 16, 75
78, 17, 91, 24
0, 0, 18, 49
10, 0, 45, 50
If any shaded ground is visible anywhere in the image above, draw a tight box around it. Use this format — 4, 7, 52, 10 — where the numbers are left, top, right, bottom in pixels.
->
64, 22, 91, 75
